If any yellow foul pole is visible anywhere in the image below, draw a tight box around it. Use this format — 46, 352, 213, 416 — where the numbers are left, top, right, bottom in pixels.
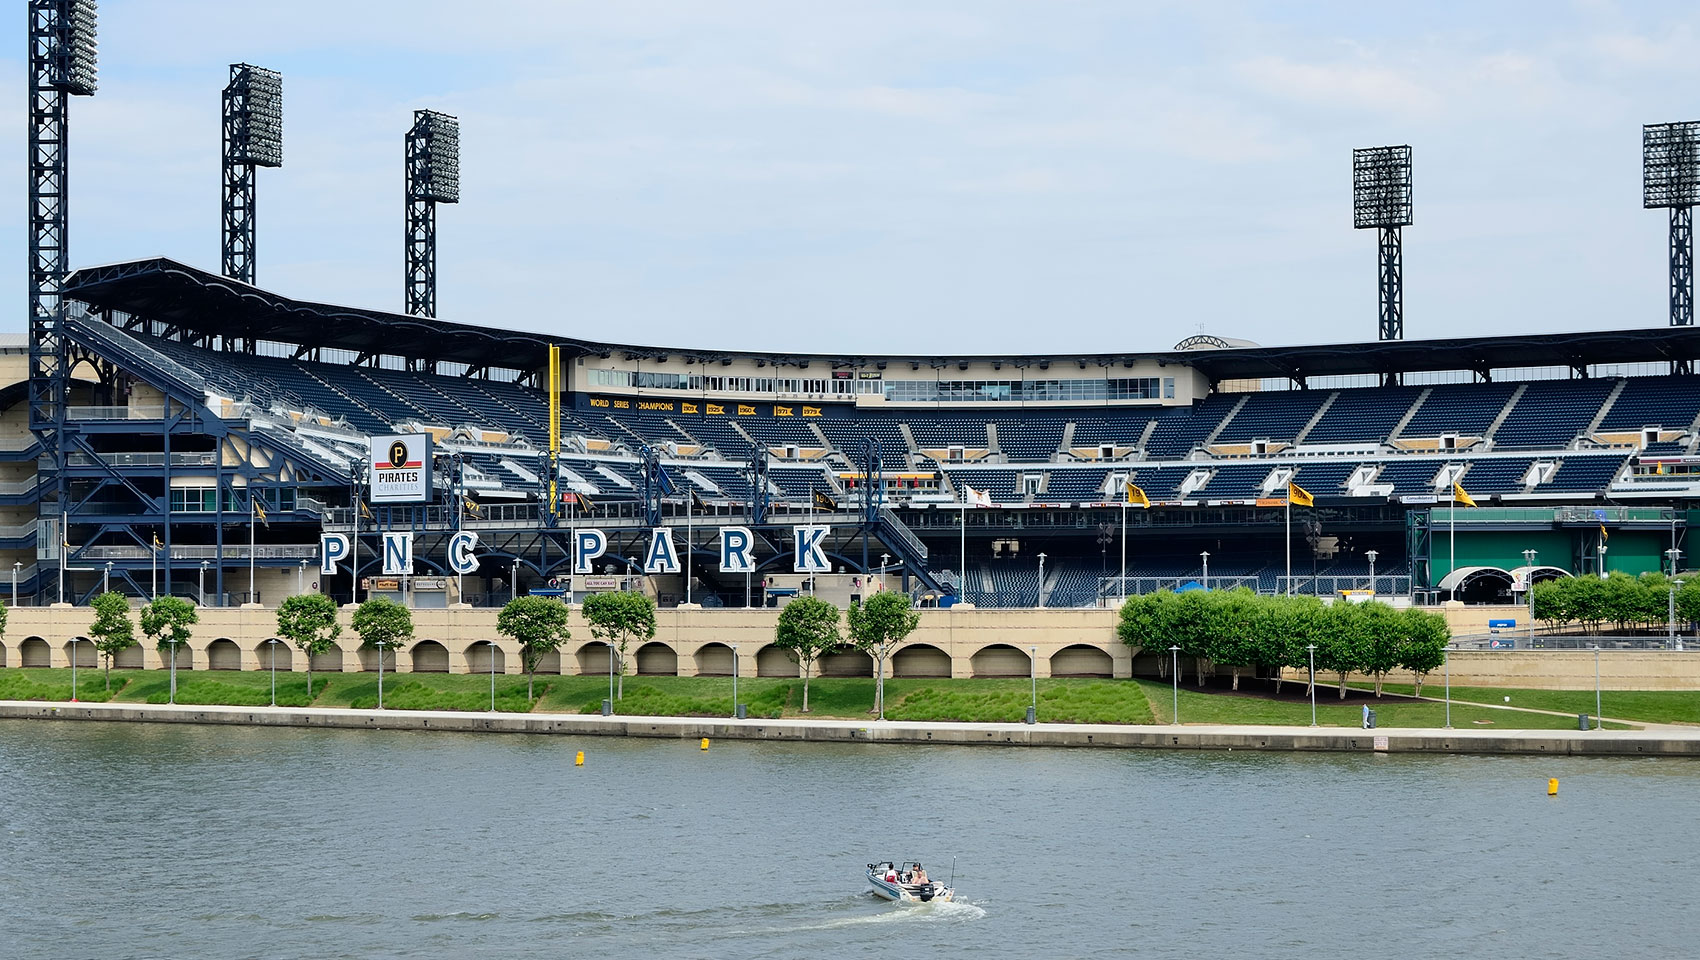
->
548, 344, 561, 517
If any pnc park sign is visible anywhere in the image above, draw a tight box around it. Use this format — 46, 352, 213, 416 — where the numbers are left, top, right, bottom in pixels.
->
321, 524, 836, 578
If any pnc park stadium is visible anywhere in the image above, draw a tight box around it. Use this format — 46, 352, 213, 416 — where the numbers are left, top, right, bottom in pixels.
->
16, 1, 1700, 678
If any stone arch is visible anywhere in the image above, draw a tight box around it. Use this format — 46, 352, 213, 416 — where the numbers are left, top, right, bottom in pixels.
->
635, 642, 678, 676
255, 640, 293, 672
756, 643, 797, 678
114, 643, 143, 669
1051, 644, 1113, 678
163, 643, 193, 670
532, 649, 562, 675
206, 638, 242, 670
818, 645, 874, 677
356, 646, 396, 672
311, 646, 345, 673
694, 642, 734, 677
63, 638, 96, 669
577, 642, 616, 674
466, 641, 505, 674
18, 636, 48, 668
971, 643, 1031, 678
892, 643, 951, 678
411, 640, 450, 673
0, 638, 7, 667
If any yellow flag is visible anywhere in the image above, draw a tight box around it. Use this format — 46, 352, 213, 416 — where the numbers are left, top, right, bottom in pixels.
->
1125, 483, 1150, 508
1452, 483, 1477, 508
359, 500, 375, 520
252, 496, 267, 524
1287, 482, 1313, 508
152, 533, 163, 550
464, 497, 482, 519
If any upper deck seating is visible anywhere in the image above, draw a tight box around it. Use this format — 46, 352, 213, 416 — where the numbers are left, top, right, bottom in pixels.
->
1400, 383, 1518, 438
1492, 379, 1616, 450
1599, 375, 1700, 432
1213, 390, 1331, 444
1304, 385, 1421, 444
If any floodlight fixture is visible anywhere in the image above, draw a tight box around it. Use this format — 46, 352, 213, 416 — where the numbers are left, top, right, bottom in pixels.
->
405, 110, 461, 317
1352, 145, 1414, 342
1644, 121, 1700, 329
29, 0, 99, 453
222, 63, 283, 285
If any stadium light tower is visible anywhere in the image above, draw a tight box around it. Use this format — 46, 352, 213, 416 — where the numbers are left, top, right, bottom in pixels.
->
1643, 122, 1700, 333
405, 109, 460, 318
27, 0, 98, 538
222, 63, 283, 285
1352, 145, 1414, 342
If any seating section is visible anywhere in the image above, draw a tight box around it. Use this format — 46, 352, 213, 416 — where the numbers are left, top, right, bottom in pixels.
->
1492, 379, 1616, 450
740, 419, 821, 448
1599, 375, 1700, 432
818, 419, 907, 468
1291, 461, 1357, 495
1071, 411, 1159, 447
1043, 468, 1111, 501
1400, 383, 1518, 438
1459, 458, 1534, 494
1546, 456, 1626, 492
909, 417, 989, 449
1303, 386, 1421, 444
1371, 460, 1445, 496
676, 419, 753, 460
1144, 395, 1241, 458
993, 420, 1064, 461
944, 468, 1025, 502
1195, 464, 1273, 499
1213, 391, 1330, 444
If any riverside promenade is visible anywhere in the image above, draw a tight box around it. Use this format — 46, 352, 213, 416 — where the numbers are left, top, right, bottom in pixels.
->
5, 699, 1698, 757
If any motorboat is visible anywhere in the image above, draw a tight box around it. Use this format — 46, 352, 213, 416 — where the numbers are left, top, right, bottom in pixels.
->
866, 861, 953, 903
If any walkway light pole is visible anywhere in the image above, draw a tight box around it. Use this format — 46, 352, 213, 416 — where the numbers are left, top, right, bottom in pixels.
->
102, 561, 111, 594
1443, 643, 1452, 729
1028, 645, 1037, 724
1523, 548, 1538, 646
731, 643, 740, 718
490, 641, 498, 711
266, 637, 281, 707
1670, 579, 1685, 650
1666, 547, 1683, 577
12, 561, 20, 607
1306, 643, 1317, 726
168, 638, 179, 705
1593, 643, 1601, 729
199, 560, 209, 606
1200, 551, 1210, 591
1036, 552, 1047, 608
608, 641, 616, 705
69, 636, 83, 701
298, 558, 307, 595
1365, 550, 1378, 596
1169, 645, 1180, 725
880, 553, 889, 592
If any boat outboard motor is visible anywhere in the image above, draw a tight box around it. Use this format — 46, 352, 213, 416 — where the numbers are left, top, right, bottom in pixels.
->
918, 885, 935, 902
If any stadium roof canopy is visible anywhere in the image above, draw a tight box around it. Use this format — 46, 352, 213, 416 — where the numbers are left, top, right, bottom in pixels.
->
64, 256, 1700, 381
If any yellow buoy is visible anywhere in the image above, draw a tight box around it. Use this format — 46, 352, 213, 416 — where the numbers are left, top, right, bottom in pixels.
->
575, 751, 584, 767
701, 737, 710, 750
1547, 777, 1558, 796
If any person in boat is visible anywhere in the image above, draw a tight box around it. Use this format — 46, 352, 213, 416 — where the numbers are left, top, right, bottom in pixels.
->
911, 864, 928, 885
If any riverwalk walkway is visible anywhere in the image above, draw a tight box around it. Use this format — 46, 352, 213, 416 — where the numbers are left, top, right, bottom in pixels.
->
4, 699, 1698, 757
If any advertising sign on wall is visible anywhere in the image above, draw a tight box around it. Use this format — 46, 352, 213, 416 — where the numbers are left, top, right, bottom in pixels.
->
369, 434, 432, 503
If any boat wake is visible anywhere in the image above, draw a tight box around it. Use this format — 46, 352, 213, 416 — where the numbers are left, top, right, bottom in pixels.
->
790, 899, 987, 932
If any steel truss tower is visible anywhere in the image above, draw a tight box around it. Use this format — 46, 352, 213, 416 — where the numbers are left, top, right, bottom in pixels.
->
1352, 145, 1414, 343
221, 63, 282, 285
27, 0, 97, 542
404, 110, 459, 317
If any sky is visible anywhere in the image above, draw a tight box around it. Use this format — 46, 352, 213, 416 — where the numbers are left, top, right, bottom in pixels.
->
6, 0, 1700, 356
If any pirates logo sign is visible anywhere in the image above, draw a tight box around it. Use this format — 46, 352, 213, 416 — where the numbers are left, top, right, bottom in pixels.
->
368, 434, 432, 503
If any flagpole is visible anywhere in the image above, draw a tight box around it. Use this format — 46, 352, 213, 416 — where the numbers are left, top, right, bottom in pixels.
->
1285, 493, 1292, 596
1449, 481, 1456, 598
1119, 492, 1126, 601
686, 490, 693, 606
250, 495, 257, 604
960, 493, 967, 600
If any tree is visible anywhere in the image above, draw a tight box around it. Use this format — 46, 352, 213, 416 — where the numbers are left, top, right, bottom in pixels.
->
581, 591, 655, 699
276, 593, 342, 699
88, 590, 136, 691
1356, 601, 1406, 697
1398, 607, 1450, 697
497, 595, 572, 701
140, 595, 198, 701
847, 590, 920, 717
352, 596, 413, 662
1202, 588, 1259, 690
773, 596, 841, 712
1314, 601, 1367, 699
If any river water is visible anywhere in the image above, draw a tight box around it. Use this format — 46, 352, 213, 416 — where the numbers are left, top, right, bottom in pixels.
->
1, 720, 1695, 959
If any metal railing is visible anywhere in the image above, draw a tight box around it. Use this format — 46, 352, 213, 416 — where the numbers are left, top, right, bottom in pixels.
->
65, 405, 166, 421
66, 451, 220, 468
79, 544, 321, 560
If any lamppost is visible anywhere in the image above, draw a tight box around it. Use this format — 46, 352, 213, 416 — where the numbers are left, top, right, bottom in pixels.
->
1598, 543, 1608, 579
167, 637, 179, 705
1036, 552, 1047, 609
731, 642, 740, 719
1028, 645, 1037, 724
11, 560, 19, 607
298, 558, 308, 595
1443, 642, 1452, 729
1306, 643, 1317, 726
199, 560, 209, 606
628, 556, 639, 594
510, 564, 518, 602
880, 553, 890, 592
102, 561, 111, 594
1670, 579, 1685, 651
1200, 551, 1210, 591
607, 641, 616, 705
1666, 547, 1683, 577
1592, 643, 1601, 730
376, 639, 389, 709
1169, 645, 1181, 724
1365, 549, 1378, 596
1522, 548, 1538, 646
489, 641, 498, 712
266, 637, 281, 707
69, 636, 84, 701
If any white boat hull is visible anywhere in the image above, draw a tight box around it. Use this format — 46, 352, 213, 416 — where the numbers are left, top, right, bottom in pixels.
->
867, 871, 953, 903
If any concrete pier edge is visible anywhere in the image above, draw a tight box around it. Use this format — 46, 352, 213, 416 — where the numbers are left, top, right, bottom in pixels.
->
3, 700, 1697, 757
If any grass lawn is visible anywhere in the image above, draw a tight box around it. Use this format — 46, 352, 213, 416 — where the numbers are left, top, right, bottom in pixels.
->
1351, 682, 1700, 726
0, 668, 1641, 729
